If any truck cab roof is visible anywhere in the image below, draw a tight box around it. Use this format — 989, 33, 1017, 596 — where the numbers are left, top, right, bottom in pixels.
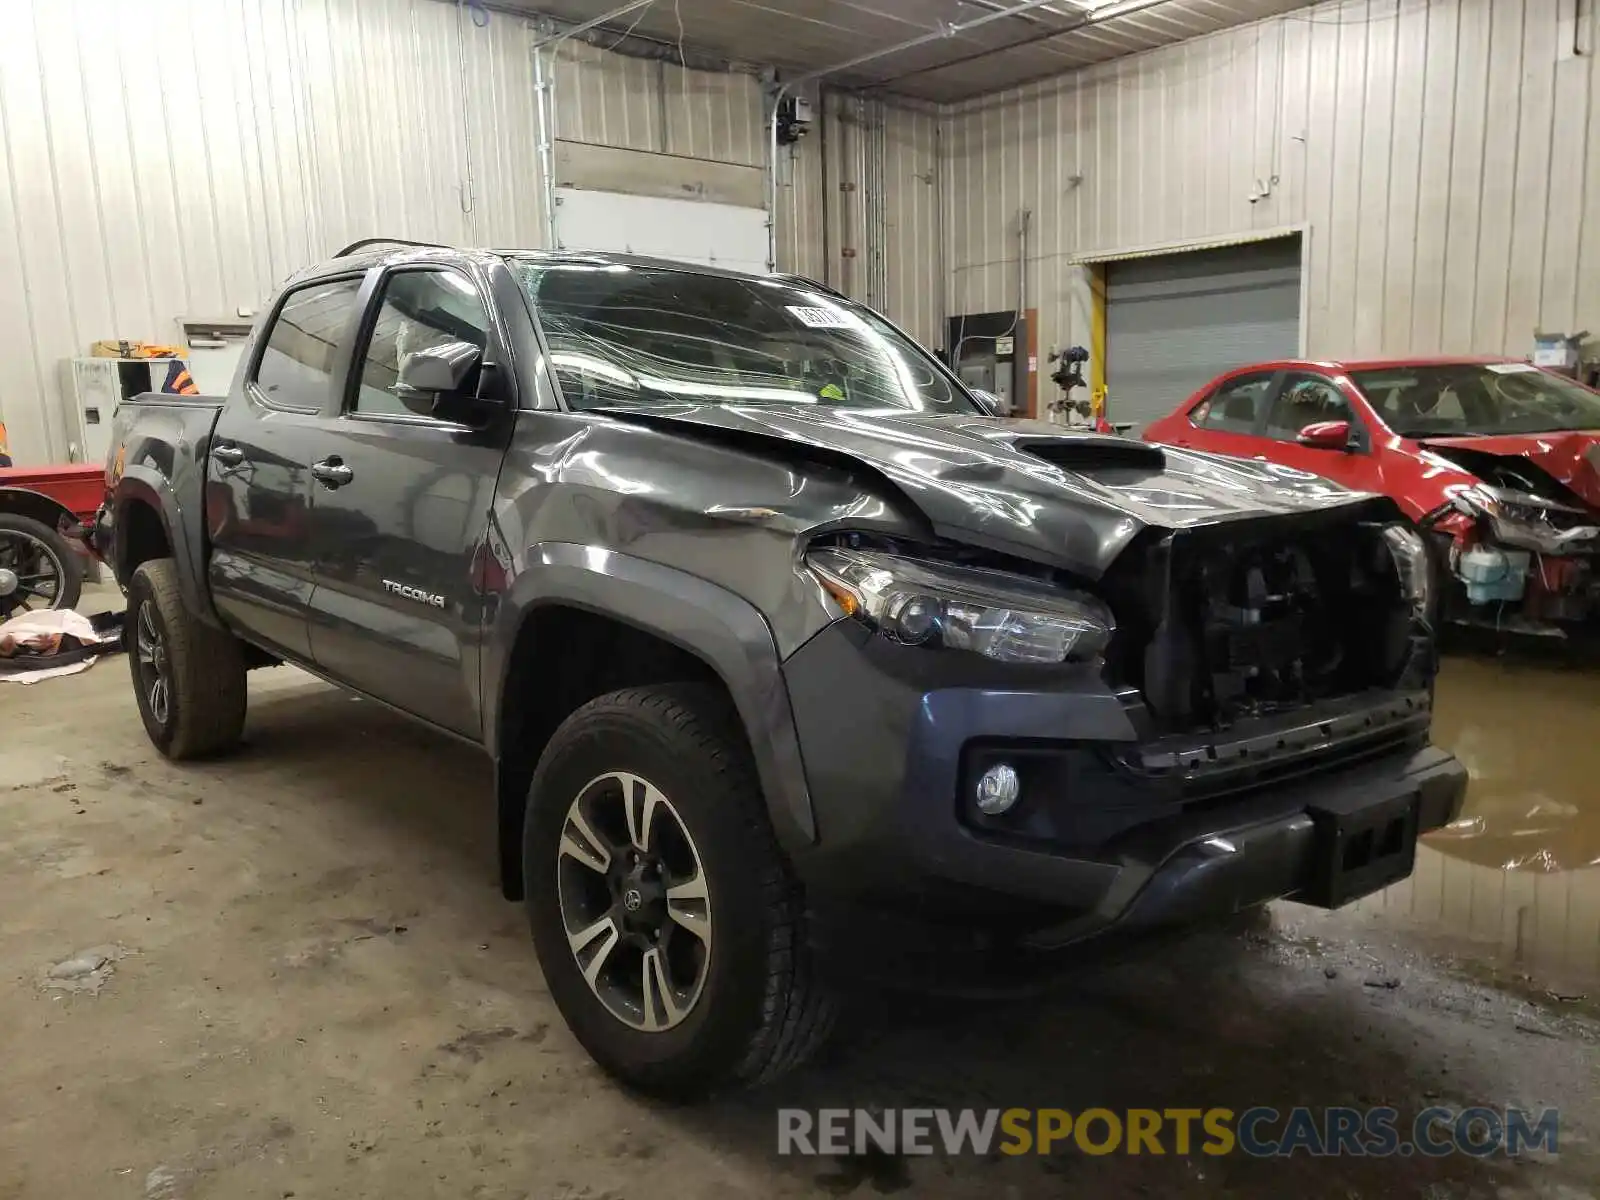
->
293, 240, 800, 288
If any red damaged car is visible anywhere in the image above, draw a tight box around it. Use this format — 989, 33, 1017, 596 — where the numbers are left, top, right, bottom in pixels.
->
1143, 358, 1600, 637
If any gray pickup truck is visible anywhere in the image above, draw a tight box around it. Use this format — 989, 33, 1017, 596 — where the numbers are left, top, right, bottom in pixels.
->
96, 239, 1467, 1098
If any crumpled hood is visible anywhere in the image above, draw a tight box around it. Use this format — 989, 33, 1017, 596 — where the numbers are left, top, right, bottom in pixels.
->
605, 404, 1390, 577
1420, 431, 1600, 510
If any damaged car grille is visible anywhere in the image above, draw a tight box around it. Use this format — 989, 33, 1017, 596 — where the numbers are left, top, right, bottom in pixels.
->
1102, 502, 1428, 736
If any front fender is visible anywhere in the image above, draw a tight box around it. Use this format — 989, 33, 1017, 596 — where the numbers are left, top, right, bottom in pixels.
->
485, 542, 816, 851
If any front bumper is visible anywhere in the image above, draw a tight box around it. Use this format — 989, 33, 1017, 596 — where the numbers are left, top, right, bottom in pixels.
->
781, 622, 1468, 949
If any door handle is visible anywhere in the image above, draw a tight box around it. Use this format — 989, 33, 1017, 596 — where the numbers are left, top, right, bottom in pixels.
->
211, 444, 245, 467
311, 457, 354, 489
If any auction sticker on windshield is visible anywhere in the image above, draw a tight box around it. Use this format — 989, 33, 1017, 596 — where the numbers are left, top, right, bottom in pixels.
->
788, 305, 861, 330
1485, 362, 1539, 374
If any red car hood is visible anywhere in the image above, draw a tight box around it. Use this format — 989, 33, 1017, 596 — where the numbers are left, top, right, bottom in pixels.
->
1419, 430, 1600, 509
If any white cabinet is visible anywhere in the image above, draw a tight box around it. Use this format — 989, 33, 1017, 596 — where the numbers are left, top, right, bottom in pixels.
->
65, 358, 175, 465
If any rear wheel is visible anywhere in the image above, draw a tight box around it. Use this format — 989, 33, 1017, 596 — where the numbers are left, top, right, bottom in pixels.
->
127, 558, 247, 759
0, 513, 82, 616
524, 684, 835, 1100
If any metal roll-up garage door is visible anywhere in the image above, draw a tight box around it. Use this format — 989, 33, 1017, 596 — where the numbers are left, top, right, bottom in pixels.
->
1105, 236, 1302, 433
554, 187, 770, 275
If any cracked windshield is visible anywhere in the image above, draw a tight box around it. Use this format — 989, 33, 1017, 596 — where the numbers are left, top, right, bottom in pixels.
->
517, 261, 977, 414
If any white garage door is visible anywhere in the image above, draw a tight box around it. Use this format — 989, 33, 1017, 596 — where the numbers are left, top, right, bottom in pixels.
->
554, 187, 769, 274
1105, 236, 1302, 433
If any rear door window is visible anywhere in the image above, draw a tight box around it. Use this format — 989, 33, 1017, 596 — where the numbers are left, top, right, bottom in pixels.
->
251, 277, 363, 411
1189, 372, 1275, 433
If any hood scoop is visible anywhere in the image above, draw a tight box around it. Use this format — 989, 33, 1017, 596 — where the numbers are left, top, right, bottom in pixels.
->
1017, 437, 1166, 472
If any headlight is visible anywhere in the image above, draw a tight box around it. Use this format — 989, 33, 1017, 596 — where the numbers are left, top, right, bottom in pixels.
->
1452, 482, 1586, 518
1450, 484, 1600, 555
1381, 524, 1431, 619
805, 547, 1114, 665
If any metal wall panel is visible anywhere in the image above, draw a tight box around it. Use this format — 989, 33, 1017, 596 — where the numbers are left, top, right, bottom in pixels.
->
881, 104, 943, 350
554, 38, 764, 167
941, 0, 1600, 397
0, 0, 772, 463
773, 108, 828, 283
775, 96, 943, 348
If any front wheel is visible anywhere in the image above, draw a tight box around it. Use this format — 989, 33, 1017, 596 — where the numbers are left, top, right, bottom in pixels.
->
127, 558, 247, 759
524, 684, 835, 1100
0, 513, 83, 616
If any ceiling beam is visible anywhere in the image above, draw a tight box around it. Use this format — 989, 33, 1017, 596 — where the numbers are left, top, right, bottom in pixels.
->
866, 0, 1179, 87
778, 0, 1097, 90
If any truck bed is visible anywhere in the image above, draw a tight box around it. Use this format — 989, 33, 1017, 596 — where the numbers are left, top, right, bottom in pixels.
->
97, 391, 230, 591
124, 391, 227, 410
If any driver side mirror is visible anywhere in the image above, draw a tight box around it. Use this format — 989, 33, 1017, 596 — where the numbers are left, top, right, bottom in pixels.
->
393, 341, 496, 424
1296, 419, 1356, 452
970, 388, 1010, 418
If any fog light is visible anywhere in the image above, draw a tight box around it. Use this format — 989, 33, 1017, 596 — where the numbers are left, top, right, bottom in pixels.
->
974, 763, 1021, 815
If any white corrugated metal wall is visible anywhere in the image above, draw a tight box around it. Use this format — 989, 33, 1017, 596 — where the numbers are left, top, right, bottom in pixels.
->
883, 103, 944, 351
942, 0, 1600, 376
772, 94, 944, 349
0, 0, 542, 462
0, 0, 775, 464
555, 38, 765, 166
775, 108, 828, 284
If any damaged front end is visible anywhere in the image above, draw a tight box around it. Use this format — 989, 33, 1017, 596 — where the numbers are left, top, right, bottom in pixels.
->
1051, 502, 1445, 917
774, 442, 1465, 944
1100, 502, 1433, 742
1421, 448, 1600, 637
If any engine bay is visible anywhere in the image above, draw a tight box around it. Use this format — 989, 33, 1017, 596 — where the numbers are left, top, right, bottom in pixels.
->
1108, 513, 1425, 734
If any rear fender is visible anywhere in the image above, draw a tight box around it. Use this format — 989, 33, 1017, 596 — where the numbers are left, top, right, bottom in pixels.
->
114, 467, 222, 626
0, 487, 80, 539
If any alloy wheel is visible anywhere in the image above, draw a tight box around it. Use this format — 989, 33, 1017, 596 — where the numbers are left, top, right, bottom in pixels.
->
555, 771, 713, 1033
135, 601, 171, 726
0, 530, 63, 616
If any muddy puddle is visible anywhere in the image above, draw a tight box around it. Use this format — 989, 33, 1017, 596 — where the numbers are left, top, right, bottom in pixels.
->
1351, 654, 1600, 986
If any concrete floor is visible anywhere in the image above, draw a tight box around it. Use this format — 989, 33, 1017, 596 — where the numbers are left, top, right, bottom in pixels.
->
3, 601, 1599, 1198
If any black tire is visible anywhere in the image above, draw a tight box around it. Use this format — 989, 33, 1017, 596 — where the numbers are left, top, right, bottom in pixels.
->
524, 684, 836, 1100
0, 512, 83, 614
127, 558, 247, 759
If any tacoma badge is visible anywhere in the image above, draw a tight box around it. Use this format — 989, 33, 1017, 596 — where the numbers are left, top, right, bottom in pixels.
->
383, 580, 446, 608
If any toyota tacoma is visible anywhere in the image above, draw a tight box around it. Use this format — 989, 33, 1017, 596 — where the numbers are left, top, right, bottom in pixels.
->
95, 241, 1467, 1098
